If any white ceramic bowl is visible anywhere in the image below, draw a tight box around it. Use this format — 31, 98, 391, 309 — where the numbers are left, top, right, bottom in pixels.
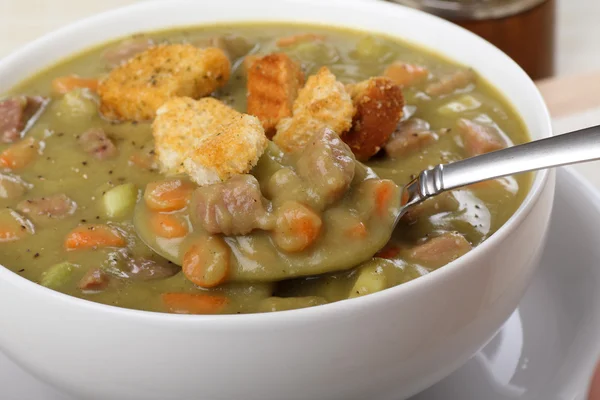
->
0, 1, 554, 399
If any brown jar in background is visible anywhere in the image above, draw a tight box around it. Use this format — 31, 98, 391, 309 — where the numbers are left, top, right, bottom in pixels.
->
388, 0, 556, 80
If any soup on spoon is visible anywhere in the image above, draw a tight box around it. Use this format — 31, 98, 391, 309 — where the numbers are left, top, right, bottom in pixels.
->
134, 128, 402, 285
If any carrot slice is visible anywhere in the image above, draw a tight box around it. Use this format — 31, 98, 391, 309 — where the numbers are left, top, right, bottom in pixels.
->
0, 137, 38, 170
374, 180, 395, 217
0, 209, 33, 242
65, 224, 126, 250
149, 212, 188, 239
276, 33, 325, 47
376, 245, 400, 259
52, 75, 99, 94
182, 236, 230, 288
273, 201, 322, 253
162, 293, 229, 315
144, 179, 195, 212
345, 221, 368, 239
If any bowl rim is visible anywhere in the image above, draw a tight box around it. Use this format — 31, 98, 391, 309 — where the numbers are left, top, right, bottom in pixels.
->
0, 0, 552, 324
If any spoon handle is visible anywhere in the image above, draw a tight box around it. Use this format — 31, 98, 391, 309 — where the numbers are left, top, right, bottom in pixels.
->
402, 125, 600, 207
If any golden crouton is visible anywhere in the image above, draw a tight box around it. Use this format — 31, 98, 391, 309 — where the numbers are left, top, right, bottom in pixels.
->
99, 44, 230, 121
342, 77, 404, 161
273, 67, 354, 152
246, 53, 305, 137
153, 97, 268, 186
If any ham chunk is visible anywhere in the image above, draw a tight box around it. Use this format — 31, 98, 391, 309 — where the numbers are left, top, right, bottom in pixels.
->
0, 96, 49, 143
79, 268, 110, 291
295, 128, 356, 209
457, 118, 506, 157
246, 53, 305, 137
78, 128, 117, 160
384, 62, 429, 88
385, 118, 439, 158
103, 37, 154, 68
409, 232, 472, 268
192, 174, 273, 235
104, 249, 179, 281
17, 193, 77, 223
402, 192, 459, 224
194, 35, 254, 60
0, 173, 30, 199
425, 69, 475, 97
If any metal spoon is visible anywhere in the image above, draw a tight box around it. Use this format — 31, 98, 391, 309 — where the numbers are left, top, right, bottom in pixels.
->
397, 125, 600, 222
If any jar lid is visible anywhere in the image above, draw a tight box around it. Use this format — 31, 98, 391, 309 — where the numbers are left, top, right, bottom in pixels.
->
388, 0, 548, 20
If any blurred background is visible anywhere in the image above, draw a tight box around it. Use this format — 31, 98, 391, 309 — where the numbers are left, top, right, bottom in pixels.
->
0, 0, 596, 79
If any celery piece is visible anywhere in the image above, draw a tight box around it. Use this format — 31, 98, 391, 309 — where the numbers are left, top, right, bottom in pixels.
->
103, 183, 138, 219
41, 262, 76, 289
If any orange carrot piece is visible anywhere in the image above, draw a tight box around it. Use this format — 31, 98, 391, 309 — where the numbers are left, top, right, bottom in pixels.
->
162, 293, 229, 315
376, 245, 400, 259
149, 212, 188, 239
374, 180, 395, 217
0, 209, 33, 242
52, 75, 99, 94
384, 62, 429, 87
182, 236, 230, 288
346, 221, 368, 239
273, 201, 322, 253
0, 137, 38, 170
64, 224, 126, 250
276, 33, 325, 47
144, 179, 195, 212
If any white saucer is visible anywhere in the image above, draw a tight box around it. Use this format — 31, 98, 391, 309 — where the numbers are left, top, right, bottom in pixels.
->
2, 168, 600, 400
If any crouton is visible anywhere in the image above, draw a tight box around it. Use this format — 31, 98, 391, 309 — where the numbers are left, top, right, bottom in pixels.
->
98, 44, 230, 121
383, 61, 429, 87
246, 53, 305, 137
342, 77, 404, 161
273, 67, 354, 152
153, 97, 268, 186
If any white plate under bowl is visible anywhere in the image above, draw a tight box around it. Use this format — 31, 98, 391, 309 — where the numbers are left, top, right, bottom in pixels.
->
0, 167, 598, 399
